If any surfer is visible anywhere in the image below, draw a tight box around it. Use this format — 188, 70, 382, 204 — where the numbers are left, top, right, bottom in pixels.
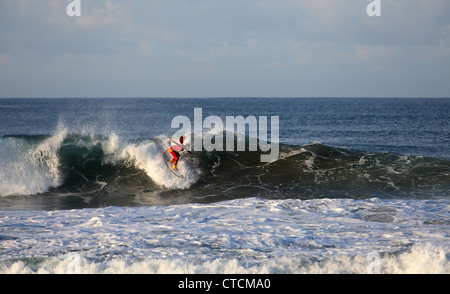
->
164, 136, 194, 170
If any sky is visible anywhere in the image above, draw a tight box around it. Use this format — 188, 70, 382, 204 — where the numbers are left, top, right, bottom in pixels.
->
0, 0, 449, 98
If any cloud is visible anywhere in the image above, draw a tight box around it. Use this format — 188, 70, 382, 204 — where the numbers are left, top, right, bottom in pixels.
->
282, 0, 450, 47
355, 45, 396, 62
0, 0, 449, 97
0, 52, 14, 64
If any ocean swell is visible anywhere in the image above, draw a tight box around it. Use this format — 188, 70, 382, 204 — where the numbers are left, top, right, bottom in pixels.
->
0, 130, 448, 206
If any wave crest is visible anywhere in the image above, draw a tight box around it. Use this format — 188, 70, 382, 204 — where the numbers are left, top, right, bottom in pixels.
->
1, 130, 448, 204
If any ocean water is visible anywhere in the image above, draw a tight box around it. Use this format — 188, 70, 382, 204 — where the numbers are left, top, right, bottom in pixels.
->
0, 98, 449, 274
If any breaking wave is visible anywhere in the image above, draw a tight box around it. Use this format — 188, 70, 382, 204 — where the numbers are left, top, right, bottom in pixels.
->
0, 128, 448, 208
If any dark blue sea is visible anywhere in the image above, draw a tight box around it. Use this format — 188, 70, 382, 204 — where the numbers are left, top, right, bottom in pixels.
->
0, 98, 449, 273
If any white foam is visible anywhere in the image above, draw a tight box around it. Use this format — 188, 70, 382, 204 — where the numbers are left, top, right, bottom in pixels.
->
0, 127, 200, 196
2, 243, 447, 274
0, 198, 448, 274
101, 133, 199, 189
0, 125, 67, 196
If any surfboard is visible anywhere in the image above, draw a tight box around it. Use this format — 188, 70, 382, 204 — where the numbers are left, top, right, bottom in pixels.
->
161, 138, 194, 180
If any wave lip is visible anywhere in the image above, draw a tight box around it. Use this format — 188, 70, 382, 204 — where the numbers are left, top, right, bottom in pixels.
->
0, 126, 67, 196
0, 130, 200, 198
101, 133, 200, 189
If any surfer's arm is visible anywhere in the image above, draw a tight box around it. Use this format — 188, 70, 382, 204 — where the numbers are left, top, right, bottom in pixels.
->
181, 143, 194, 155
170, 138, 182, 147
170, 138, 193, 152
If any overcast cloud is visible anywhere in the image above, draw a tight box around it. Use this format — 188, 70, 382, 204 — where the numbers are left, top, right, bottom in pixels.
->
0, 0, 449, 97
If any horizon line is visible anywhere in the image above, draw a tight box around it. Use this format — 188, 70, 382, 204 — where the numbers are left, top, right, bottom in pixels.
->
1, 96, 449, 99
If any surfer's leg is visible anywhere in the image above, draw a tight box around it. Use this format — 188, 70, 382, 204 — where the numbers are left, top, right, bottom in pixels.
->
173, 152, 180, 167
169, 149, 180, 169
169, 148, 177, 163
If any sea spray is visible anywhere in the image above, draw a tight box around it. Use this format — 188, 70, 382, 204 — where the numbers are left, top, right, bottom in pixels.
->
0, 125, 67, 196
101, 133, 199, 189
1, 198, 448, 274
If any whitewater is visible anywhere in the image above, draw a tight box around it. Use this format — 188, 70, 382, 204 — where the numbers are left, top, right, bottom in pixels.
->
1, 198, 449, 274
0, 98, 449, 274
